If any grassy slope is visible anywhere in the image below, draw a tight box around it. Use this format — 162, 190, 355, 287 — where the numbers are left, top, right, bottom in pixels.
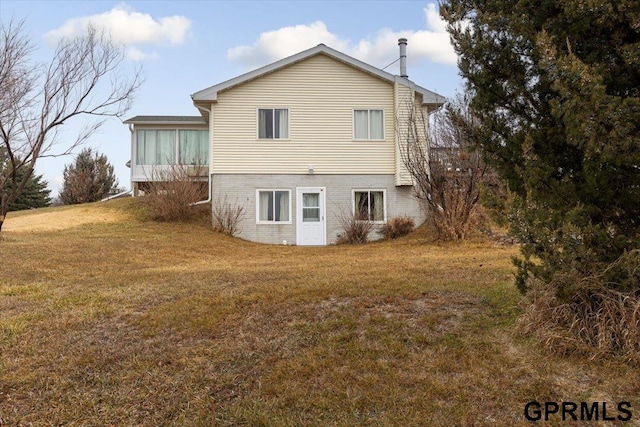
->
1, 200, 638, 426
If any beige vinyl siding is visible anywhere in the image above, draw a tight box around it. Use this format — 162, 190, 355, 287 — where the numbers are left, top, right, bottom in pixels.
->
211, 54, 395, 174
394, 86, 430, 186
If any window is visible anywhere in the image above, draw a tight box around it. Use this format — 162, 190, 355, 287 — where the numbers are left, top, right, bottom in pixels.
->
354, 109, 384, 140
302, 192, 320, 222
258, 108, 289, 139
136, 129, 209, 165
257, 190, 291, 223
179, 130, 209, 165
354, 190, 385, 222
136, 130, 176, 165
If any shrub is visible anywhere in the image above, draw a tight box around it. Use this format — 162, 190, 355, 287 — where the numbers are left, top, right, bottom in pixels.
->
140, 166, 208, 222
335, 209, 374, 244
212, 195, 245, 237
380, 216, 415, 240
517, 250, 640, 362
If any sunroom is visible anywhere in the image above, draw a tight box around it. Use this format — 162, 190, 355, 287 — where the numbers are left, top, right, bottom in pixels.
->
123, 116, 209, 195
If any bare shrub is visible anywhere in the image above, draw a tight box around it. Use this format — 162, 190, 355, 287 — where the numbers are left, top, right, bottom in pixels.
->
140, 165, 208, 222
212, 195, 246, 236
380, 216, 415, 240
398, 94, 491, 241
335, 209, 374, 244
517, 250, 640, 362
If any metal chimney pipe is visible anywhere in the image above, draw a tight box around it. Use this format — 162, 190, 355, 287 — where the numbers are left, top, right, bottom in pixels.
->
398, 38, 408, 78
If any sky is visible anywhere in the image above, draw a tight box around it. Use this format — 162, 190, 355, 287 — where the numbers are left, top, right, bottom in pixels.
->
1, 0, 464, 196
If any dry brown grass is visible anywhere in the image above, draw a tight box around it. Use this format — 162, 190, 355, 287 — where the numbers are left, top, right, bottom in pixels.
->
3, 202, 127, 232
1, 200, 639, 426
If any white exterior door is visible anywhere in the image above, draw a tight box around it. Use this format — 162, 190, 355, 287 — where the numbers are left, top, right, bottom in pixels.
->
296, 187, 326, 246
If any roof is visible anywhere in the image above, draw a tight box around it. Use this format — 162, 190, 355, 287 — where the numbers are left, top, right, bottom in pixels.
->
191, 44, 446, 107
123, 115, 206, 125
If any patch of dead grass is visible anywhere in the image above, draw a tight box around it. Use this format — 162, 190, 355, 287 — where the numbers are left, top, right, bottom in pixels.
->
3, 199, 132, 233
1, 202, 638, 426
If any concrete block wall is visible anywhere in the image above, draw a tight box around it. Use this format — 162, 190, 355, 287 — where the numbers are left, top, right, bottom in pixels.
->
211, 174, 425, 245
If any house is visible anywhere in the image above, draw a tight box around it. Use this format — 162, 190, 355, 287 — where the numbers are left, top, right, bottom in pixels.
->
124, 39, 446, 245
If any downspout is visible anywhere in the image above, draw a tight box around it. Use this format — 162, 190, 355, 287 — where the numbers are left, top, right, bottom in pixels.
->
128, 123, 135, 196
192, 104, 212, 205
101, 189, 133, 202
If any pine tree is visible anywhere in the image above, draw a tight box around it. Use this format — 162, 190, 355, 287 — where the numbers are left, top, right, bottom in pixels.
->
441, 0, 640, 294
8, 169, 51, 211
59, 148, 118, 204
1, 148, 52, 211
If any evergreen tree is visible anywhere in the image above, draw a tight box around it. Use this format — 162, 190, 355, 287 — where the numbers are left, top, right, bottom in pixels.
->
1, 148, 51, 211
59, 148, 118, 204
8, 169, 51, 211
441, 0, 640, 294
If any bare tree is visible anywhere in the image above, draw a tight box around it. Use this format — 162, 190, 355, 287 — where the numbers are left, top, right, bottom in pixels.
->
0, 19, 141, 231
399, 94, 488, 240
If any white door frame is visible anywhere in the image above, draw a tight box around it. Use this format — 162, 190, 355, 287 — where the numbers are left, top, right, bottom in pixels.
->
296, 187, 326, 246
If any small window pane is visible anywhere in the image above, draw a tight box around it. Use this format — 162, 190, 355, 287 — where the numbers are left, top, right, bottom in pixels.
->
156, 130, 176, 165
136, 130, 156, 165
259, 109, 273, 139
371, 191, 384, 221
274, 109, 289, 139
303, 207, 320, 222
354, 110, 369, 139
369, 110, 384, 139
355, 191, 369, 220
275, 191, 289, 221
259, 191, 273, 221
303, 193, 319, 208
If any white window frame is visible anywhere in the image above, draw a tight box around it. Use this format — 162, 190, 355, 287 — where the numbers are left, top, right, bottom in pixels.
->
352, 189, 387, 223
256, 189, 292, 224
353, 108, 385, 141
257, 108, 290, 140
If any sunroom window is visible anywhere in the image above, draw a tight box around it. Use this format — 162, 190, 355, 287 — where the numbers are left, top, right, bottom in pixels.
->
136, 129, 208, 165
258, 108, 289, 139
136, 130, 176, 165
179, 130, 209, 165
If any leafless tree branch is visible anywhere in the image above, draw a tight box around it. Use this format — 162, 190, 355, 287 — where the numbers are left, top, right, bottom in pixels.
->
0, 19, 142, 231
398, 94, 489, 240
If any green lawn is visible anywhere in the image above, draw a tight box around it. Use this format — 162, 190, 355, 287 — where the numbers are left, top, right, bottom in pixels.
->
1, 200, 638, 426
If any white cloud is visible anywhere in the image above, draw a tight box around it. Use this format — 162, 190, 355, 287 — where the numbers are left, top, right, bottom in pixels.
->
227, 21, 349, 68
126, 46, 159, 61
228, 4, 457, 70
44, 3, 191, 61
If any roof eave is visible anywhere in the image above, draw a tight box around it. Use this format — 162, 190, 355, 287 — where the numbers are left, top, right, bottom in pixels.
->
123, 117, 207, 126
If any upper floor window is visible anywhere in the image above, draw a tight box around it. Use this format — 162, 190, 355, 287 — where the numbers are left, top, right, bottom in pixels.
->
258, 108, 289, 139
136, 129, 209, 165
354, 109, 384, 140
